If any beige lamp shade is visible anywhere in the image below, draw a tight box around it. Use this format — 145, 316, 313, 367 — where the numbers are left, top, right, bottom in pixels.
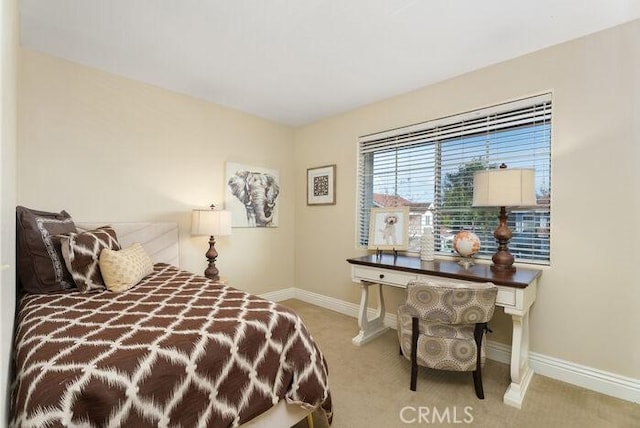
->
473, 167, 537, 207
192, 209, 232, 237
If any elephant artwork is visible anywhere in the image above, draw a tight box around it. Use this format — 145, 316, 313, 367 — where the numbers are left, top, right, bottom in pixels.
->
226, 163, 280, 227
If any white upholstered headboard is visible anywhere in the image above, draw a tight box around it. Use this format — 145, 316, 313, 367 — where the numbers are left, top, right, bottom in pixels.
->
75, 222, 180, 267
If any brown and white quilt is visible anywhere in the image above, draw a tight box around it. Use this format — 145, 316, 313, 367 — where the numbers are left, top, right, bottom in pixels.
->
11, 264, 332, 428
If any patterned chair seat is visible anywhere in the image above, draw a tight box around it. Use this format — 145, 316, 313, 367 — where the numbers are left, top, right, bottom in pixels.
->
397, 279, 497, 398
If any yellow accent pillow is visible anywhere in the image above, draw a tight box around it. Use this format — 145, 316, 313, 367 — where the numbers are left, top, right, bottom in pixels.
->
99, 243, 154, 292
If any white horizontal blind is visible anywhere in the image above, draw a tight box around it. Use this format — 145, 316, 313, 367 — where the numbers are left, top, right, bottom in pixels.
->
357, 94, 551, 264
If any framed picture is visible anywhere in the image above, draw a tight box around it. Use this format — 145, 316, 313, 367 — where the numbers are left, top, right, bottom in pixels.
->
307, 164, 336, 205
368, 207, 410, 251
225, 162, 280, 228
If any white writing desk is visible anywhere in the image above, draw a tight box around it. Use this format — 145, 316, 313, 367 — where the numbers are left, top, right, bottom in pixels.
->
347, 254, 542, 409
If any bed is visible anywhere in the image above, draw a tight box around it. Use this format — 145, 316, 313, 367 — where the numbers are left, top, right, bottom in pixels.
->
11, 211, 332, 428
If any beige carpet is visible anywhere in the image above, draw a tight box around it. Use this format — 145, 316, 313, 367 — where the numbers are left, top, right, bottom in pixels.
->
281, 299, 640, 428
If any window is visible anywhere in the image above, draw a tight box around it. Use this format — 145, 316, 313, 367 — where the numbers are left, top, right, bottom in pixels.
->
357, 94, 551, 265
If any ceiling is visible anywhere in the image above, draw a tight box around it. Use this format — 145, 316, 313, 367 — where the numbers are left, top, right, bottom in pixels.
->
19, 1, 640, 126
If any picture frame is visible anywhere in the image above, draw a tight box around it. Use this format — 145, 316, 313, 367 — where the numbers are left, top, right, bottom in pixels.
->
225, 162, 280, 228
367, 207, 410, 251
307, 164, 336, 205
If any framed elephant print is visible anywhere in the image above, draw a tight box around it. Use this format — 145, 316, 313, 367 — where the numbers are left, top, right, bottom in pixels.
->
307, 164, 336, 205
226, 162, 280, 228
367, 207, 409, 251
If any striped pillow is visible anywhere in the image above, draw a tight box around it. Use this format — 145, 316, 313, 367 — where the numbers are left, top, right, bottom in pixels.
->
16, 206, 78, 293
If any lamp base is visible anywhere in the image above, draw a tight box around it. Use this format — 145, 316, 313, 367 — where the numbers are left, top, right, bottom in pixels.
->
204, 266, 220, 281
491, 207, 516, 272
490, 262, 516, 273
204, 236, 220, 281
492, 249, 515, 271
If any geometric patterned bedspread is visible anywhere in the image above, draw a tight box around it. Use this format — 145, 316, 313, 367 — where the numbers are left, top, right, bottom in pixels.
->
11, 264, 332, 428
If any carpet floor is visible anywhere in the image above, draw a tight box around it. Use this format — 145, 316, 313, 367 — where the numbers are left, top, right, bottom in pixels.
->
281, 299, 639, 428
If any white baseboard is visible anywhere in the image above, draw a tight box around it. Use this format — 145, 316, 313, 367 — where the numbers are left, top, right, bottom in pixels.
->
485, 340, 512, 365
261, 288, 640, 404
484, 341, 640, 403
259, 287, 296, 302
528, 352, 640, 403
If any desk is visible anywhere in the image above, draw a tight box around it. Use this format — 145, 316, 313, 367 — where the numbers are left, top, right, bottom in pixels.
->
346, 254, 542, 409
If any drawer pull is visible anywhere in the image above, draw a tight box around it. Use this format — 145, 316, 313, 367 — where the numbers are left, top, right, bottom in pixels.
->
379, 274, 385, 279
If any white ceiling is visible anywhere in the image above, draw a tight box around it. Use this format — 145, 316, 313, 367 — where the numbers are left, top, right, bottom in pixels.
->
19, 0, 640, 126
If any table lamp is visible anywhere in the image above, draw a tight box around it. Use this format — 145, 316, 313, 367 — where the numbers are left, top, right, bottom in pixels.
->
472, 164, 536, 271
192, 204, 232, 280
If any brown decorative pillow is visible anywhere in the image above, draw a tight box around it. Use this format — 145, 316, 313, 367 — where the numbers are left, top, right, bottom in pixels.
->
16, 206, 78, 293
60, 226, 121, 292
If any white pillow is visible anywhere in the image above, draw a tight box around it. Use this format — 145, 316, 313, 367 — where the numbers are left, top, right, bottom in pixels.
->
99, 243, 154, 292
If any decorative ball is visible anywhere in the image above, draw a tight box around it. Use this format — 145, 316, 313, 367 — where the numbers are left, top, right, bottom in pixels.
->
453, 231, 481, 258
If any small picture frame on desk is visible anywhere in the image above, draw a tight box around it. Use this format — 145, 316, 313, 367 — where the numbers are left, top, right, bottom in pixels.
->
367, 207, 409, 251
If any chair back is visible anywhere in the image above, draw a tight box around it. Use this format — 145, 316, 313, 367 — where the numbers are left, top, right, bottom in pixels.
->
405, 280, 497, 324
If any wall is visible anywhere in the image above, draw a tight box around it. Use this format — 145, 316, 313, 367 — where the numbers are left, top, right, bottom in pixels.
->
18, 48, 296, 296
0, 0, 17, 424
12, 15, 640, 402
295, 19, 640, 379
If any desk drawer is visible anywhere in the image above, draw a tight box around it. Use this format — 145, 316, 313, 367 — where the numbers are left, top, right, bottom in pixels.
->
352, 266, 416, 287
496, 286, 516, 307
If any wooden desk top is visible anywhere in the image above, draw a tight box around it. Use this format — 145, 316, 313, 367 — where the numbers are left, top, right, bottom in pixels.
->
347, 254, 542, 288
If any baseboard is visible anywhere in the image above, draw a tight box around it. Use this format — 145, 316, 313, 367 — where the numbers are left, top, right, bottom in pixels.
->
528, 352, 640, 403
291, 288, 399, 329
485, 340, 512, 365
485, 342, 640, 403
259, 287, 296, 302
263, 288, 640, 404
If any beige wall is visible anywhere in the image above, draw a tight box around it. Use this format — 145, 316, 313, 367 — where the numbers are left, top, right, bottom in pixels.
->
1, 0, 18, 424
18, 48, 296, 296
13, 18, 640, 392
295, 20, 640, 379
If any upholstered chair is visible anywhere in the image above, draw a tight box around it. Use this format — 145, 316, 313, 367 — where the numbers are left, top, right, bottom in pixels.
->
397, 279, 498, 399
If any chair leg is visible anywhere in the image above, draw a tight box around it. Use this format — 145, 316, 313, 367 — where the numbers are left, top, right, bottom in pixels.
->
410, 317, 419, 391
473, 323, 486, 399
472, 369, 484, 399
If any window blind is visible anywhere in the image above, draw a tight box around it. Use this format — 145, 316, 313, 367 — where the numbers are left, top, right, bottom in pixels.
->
357, 94, 551, 264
